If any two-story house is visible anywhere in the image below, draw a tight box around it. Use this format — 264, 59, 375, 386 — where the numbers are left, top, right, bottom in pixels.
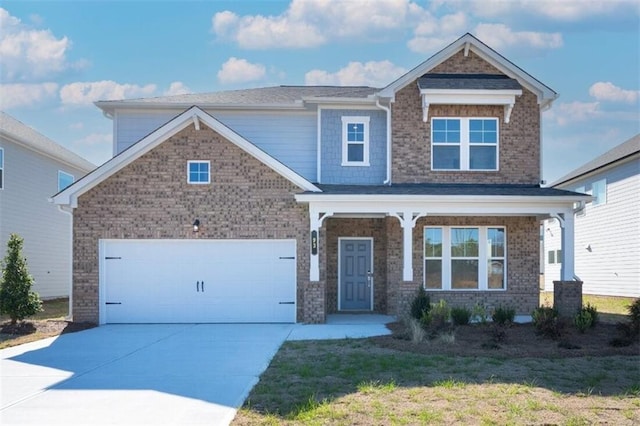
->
53, 33, 587, 324
544, 134, 639, 298
1, 111, 95, 299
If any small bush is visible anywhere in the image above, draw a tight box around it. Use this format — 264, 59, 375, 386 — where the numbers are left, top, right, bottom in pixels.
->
426, 299, 451, 330
407, 317, 425, 343
532, 306, 562, 339
574, 309, 594, 333
410, 286, 431, 320
451, 306, 471, 326
492, 305, 515, 326
471, 302, 489, 324
628, 298, 640, 336
583, 303, 599, 327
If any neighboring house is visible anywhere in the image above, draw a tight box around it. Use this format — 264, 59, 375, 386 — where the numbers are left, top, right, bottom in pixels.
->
544, 134, 640, 298
53, 33, 587, 325
0, 112, 95, 299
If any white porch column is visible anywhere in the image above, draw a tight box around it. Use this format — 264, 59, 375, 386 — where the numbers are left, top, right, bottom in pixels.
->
553, 212, 575, 281
392, 211, 427, 281
309, 209, 332, 281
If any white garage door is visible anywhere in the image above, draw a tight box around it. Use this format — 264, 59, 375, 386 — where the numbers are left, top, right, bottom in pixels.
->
100, 239, 297, 324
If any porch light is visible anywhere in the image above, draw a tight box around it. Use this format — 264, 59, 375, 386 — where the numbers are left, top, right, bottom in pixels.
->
193, 219, 200, 233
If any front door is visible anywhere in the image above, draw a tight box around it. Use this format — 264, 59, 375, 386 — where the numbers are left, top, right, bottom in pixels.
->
339, 239, 372, 310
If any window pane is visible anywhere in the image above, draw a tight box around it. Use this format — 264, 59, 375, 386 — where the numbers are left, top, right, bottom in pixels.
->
447, 131, 460, 143
470, 146, 497, 170
433, 119, 447, 131
469, 119, 497, 143
592, 179, 606, 205
188, 161, 210, 183
432, 119, 460, 143
347, 144, 364, 162
433, 131, 447, 143
488, 260, 504, 289
433, 146, 460, 169
424, 228, 442, 257
488, 228, 505, 257
347, 123, 364, 142
452, 260, 478, 289
189, 163, 199, 173
548, 251, 555, 264
451, 228, 479, 257
425, 260, 442, 289
447, 119, 460, 131
556, 249, 562, 264
0, 148, 3, 166
469, 119, 483, 131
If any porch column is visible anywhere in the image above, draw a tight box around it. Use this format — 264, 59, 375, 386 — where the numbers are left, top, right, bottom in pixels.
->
309, 208, 332, 281
391, 211, 427, 281
553, 212, 575, 280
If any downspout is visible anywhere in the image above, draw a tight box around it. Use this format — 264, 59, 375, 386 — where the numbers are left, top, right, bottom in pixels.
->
55, 203, 74, 321
376, 99, 392, 185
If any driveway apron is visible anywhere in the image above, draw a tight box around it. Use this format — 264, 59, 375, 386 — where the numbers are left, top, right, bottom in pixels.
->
0, 324, 293, 425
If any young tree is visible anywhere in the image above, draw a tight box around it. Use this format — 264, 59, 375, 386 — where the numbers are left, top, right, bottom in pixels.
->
0, 234, 42, 324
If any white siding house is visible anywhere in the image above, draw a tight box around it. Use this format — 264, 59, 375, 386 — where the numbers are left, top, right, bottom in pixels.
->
543, 134, 640, 297
0, 112, 95, 299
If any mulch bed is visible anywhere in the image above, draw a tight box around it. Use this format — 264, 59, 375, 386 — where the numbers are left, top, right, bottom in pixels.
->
0, 320, 96, 345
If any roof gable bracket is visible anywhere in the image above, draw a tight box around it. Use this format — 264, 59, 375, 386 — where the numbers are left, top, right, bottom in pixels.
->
420, 89, 522, 123
192, 114, 200, 131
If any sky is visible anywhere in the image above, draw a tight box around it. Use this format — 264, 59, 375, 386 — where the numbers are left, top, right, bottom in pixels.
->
0, 0, 638, 184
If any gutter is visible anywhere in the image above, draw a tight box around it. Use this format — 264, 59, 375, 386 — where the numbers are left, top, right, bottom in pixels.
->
376, 99, 392, 185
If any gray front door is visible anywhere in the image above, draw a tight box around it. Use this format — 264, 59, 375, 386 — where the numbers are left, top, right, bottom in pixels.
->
339, 239, 372, 310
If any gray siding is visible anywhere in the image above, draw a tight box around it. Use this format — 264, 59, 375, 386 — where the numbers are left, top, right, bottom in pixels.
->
0, 139, 88, 299
544, 158, 640, 297
114, 110, 318, 182
320, 109, 387, 184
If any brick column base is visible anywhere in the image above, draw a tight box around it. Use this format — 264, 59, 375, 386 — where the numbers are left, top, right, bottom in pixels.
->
303, 280, 326, 324
553, 280, 583, 318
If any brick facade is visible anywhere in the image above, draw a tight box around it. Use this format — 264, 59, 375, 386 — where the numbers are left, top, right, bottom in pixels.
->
72, 124, 319, 323
391, 50, 541, 185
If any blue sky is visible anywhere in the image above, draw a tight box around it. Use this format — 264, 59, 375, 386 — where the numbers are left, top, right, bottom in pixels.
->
1, 0, 638, 183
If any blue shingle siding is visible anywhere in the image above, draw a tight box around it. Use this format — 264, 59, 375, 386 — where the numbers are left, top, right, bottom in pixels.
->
320, 109, 387, 184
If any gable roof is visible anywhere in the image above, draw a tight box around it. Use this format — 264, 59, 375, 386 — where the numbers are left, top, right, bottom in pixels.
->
52, 106, 320, 208
418, 74, 522, 91
552, 134, 640, 187
96, 86, 378, 116
378, 33, 557, 109
0, 111, 95, 172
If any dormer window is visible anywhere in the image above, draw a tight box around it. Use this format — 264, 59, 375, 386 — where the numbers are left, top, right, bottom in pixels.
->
341, 116, 370, 166
432, 117, 498, 171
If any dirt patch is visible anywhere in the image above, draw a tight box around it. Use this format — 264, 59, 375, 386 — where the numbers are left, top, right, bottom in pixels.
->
0, 320, 96, 348
374, 320, 640, 358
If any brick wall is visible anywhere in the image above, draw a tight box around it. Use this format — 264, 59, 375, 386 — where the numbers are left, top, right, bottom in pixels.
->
72, 124, 321, 323
388, 215, 540, 317
391, 50, 541, 185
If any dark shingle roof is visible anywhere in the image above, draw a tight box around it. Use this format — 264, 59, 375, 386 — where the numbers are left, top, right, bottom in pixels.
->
552, 134, 640, 186
310, 183, 582, 197
418, 73, 522, 91
97, 86, 378, 107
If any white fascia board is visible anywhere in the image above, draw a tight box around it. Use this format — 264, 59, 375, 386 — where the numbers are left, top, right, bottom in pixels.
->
95, 101, 307, 116
302, 97, 377, 106
53, 107, 320, 207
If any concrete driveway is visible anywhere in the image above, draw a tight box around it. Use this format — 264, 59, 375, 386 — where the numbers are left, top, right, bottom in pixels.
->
1, 317, 392, 425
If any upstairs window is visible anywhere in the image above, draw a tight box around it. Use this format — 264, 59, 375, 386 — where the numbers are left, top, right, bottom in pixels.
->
432, 118, 498, 171
187, 161, 210, 184
341, 116, 370, 166
0, 148, 3, 189
57, 171, 74, 191
591, 179, 607, 205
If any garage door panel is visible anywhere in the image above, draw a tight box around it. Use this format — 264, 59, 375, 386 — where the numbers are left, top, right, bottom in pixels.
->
101, 239, 296, 324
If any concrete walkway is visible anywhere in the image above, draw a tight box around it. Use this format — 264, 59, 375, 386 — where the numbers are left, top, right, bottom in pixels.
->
0, 316, 393, 425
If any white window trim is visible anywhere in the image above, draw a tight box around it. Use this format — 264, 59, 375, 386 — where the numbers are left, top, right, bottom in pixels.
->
341, 116, 370, 166
187, 160, 211, 184
431, 117, 499, 171
0, 147, 4, 190
57, 170, 75, 192
423, 225, 507, 291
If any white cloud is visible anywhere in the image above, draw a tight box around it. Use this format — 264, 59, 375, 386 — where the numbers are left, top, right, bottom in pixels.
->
0, 8, 74, 81
408, 11, 468, 53
212, 0, 422, 49
71, 132, 113, 166
0, 82, 58, 109
305, 60, 407, 87
589, 82, 639, 104
474, 23, 563, 50
546, 101, 601, 125
164, 81, 192, 96
217, 57, 266, 84
60, 81, 157, 106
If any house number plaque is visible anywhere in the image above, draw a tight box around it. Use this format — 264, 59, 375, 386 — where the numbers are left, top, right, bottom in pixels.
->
311, 231, 318, 255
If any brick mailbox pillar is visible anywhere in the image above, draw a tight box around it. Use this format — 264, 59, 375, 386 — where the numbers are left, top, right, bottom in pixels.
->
553, 280, 583, 318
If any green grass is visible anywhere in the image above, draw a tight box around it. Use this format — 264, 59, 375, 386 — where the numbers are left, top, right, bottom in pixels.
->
233, 340, 640, 425
540, 292, 637, 323
0, 297, 69, 322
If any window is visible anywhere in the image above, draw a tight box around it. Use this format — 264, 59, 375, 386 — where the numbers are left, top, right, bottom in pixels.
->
591, 179, 607, 205
187, 161, 210, 184
555, 249, 562, 264
547, 250, 555, 264
341, 116, 370, 166
432, 118, 498, 171
57, 171, 74, 191
0, 148, 3, 189
424, 226, 506, 290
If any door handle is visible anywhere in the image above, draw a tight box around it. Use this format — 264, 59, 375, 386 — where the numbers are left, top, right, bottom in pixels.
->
201, 281, 205, 292
367, 270, 373, 287
196, 281, 200, 292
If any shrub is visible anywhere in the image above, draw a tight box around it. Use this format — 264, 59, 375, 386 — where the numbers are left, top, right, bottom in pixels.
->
407, 317, 425, 343
628, 298, 640, 336
471, 302, 489, 324
574, 309, 594, 333
492, 305, 515, 326
583, 303, 599, 327
0, 234, 42, 324
421, 299, 452, 337
609, 299, 640, 347
532, 306, 562, 339
410, 286, 430, 320
451, 306, 471, 326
